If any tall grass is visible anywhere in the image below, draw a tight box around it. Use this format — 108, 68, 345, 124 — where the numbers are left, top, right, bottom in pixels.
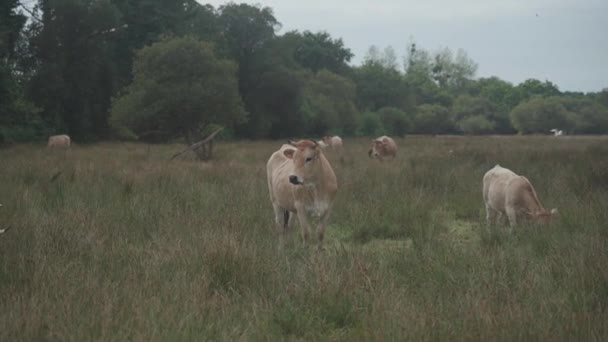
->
1, 136, 607, 340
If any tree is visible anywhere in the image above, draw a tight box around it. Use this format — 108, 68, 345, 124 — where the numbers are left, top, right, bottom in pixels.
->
458, 115, 495, 134
216, 3, 280, 137
556, 96, 608, 134
26, 0, 123, 139
403, 42, 448, 108
413, 104, 453, 134
430, 47, 477, 90
510, 97, 575, 134
517, 79, 560, 100
290, 30, 353, 75
377, 107, 410, 136
110, 36, 246, 146
299, 70, 358, 136
353, 61, 407, 111
0, 0, 43, 142
451, 95, 503, 134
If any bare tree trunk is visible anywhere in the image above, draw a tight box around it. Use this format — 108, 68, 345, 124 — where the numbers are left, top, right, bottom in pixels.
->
170, 127, 224, 161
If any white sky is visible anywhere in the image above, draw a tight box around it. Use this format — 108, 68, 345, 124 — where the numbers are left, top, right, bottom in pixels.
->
200, 0, 608, 92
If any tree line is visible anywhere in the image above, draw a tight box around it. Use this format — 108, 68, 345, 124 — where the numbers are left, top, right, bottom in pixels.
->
2, 0, 608, 143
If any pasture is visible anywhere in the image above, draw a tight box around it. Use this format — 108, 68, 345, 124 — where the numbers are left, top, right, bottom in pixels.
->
1, 136, 607, 340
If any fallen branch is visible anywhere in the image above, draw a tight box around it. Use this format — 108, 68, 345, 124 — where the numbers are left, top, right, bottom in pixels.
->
170, 127, 224, 161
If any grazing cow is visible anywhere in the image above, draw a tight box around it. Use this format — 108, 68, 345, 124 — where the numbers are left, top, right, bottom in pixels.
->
322, 135, 343, 149
368, 135, 397, 160
483, 165, 557, 227
550, 129, 564, 136
266, 140, 338, 246
48, 134, 71, 147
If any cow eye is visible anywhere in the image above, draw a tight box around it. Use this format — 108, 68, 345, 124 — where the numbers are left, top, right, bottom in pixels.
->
305, 157, 313, 162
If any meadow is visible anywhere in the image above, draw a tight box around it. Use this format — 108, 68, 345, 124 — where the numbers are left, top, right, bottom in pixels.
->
1, 136, 607, 340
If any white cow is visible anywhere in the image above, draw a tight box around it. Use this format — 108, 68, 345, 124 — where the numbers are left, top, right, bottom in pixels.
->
48, 134, 71, 147
368, 136, 398, 160
267, 140, 338, 246
483, 165, 557, 227
550, 129, 563, 136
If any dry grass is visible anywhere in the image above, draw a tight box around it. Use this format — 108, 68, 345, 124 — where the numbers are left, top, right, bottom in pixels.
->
1, 136, 607, 340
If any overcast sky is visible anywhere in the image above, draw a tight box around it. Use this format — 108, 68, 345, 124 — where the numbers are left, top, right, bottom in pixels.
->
200, 0, 607, 92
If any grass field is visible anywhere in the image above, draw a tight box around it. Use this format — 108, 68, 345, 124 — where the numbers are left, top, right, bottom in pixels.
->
1, 136, 607, 340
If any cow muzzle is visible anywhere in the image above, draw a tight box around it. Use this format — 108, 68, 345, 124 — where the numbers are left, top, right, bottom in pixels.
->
289, 175, 303, 185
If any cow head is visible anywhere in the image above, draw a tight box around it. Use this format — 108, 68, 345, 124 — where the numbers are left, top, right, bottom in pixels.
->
532, 208, 559, 224
368, 139, 386, 159
284, 139, 320, 185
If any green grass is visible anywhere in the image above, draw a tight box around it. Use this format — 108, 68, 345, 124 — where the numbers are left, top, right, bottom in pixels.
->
1, 136, 607, 340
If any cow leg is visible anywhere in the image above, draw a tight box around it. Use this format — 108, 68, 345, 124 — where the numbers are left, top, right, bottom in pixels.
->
506, 207, 518, 227
272, 204, 285, 232
295, 203, 312, 243
316, 209, 332, 249
485, 205, 498, 225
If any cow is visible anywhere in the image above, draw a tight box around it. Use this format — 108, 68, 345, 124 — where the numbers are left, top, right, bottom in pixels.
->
322, 135, 343, 149
317, 140, 329, 149
550, 129, 564, 136
483, 165, 557, 227
266, 140, 338, 247
368, 135, 397, 160
48, 134, 71, 147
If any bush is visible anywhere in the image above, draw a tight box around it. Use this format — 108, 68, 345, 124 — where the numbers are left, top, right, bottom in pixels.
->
377, 107, 411, 136
457, 115, 495, 134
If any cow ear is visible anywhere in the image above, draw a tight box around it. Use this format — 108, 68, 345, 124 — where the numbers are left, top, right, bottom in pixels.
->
283, 149, 295, 159
287, 140, 297, 147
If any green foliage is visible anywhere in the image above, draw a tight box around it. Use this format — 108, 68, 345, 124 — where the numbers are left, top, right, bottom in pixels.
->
110, 36, 246, 142
353, 62, 407, 111
413, 104, 453, 134
458, 115, 495, 134
290, 30, 353, 75
377, 107, 411, 136
2, 2, 607, 141
357, 111, 383, 136
299, 70, 358, 136
510, 97, 575, 134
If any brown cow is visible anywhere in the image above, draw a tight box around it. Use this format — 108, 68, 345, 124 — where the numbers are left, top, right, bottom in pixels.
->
368, 135, 397, 160
266, 140, 338, 246
48, 134, 71, 148
483, 165, 557, 226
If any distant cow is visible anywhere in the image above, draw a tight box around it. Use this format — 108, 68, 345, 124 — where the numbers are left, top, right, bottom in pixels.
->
483, 165, 557, 226
266, 140, 338, 246
48, 134, 71, 147
322, 135, 343, 149
368, 136, 397, 160
550, 129, 564, 136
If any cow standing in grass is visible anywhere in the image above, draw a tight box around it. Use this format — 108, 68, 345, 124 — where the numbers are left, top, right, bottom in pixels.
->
48, 134, 71, 148
266, 140, 338, 247
368, 135, 397, 160
483, 165, 557, 226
